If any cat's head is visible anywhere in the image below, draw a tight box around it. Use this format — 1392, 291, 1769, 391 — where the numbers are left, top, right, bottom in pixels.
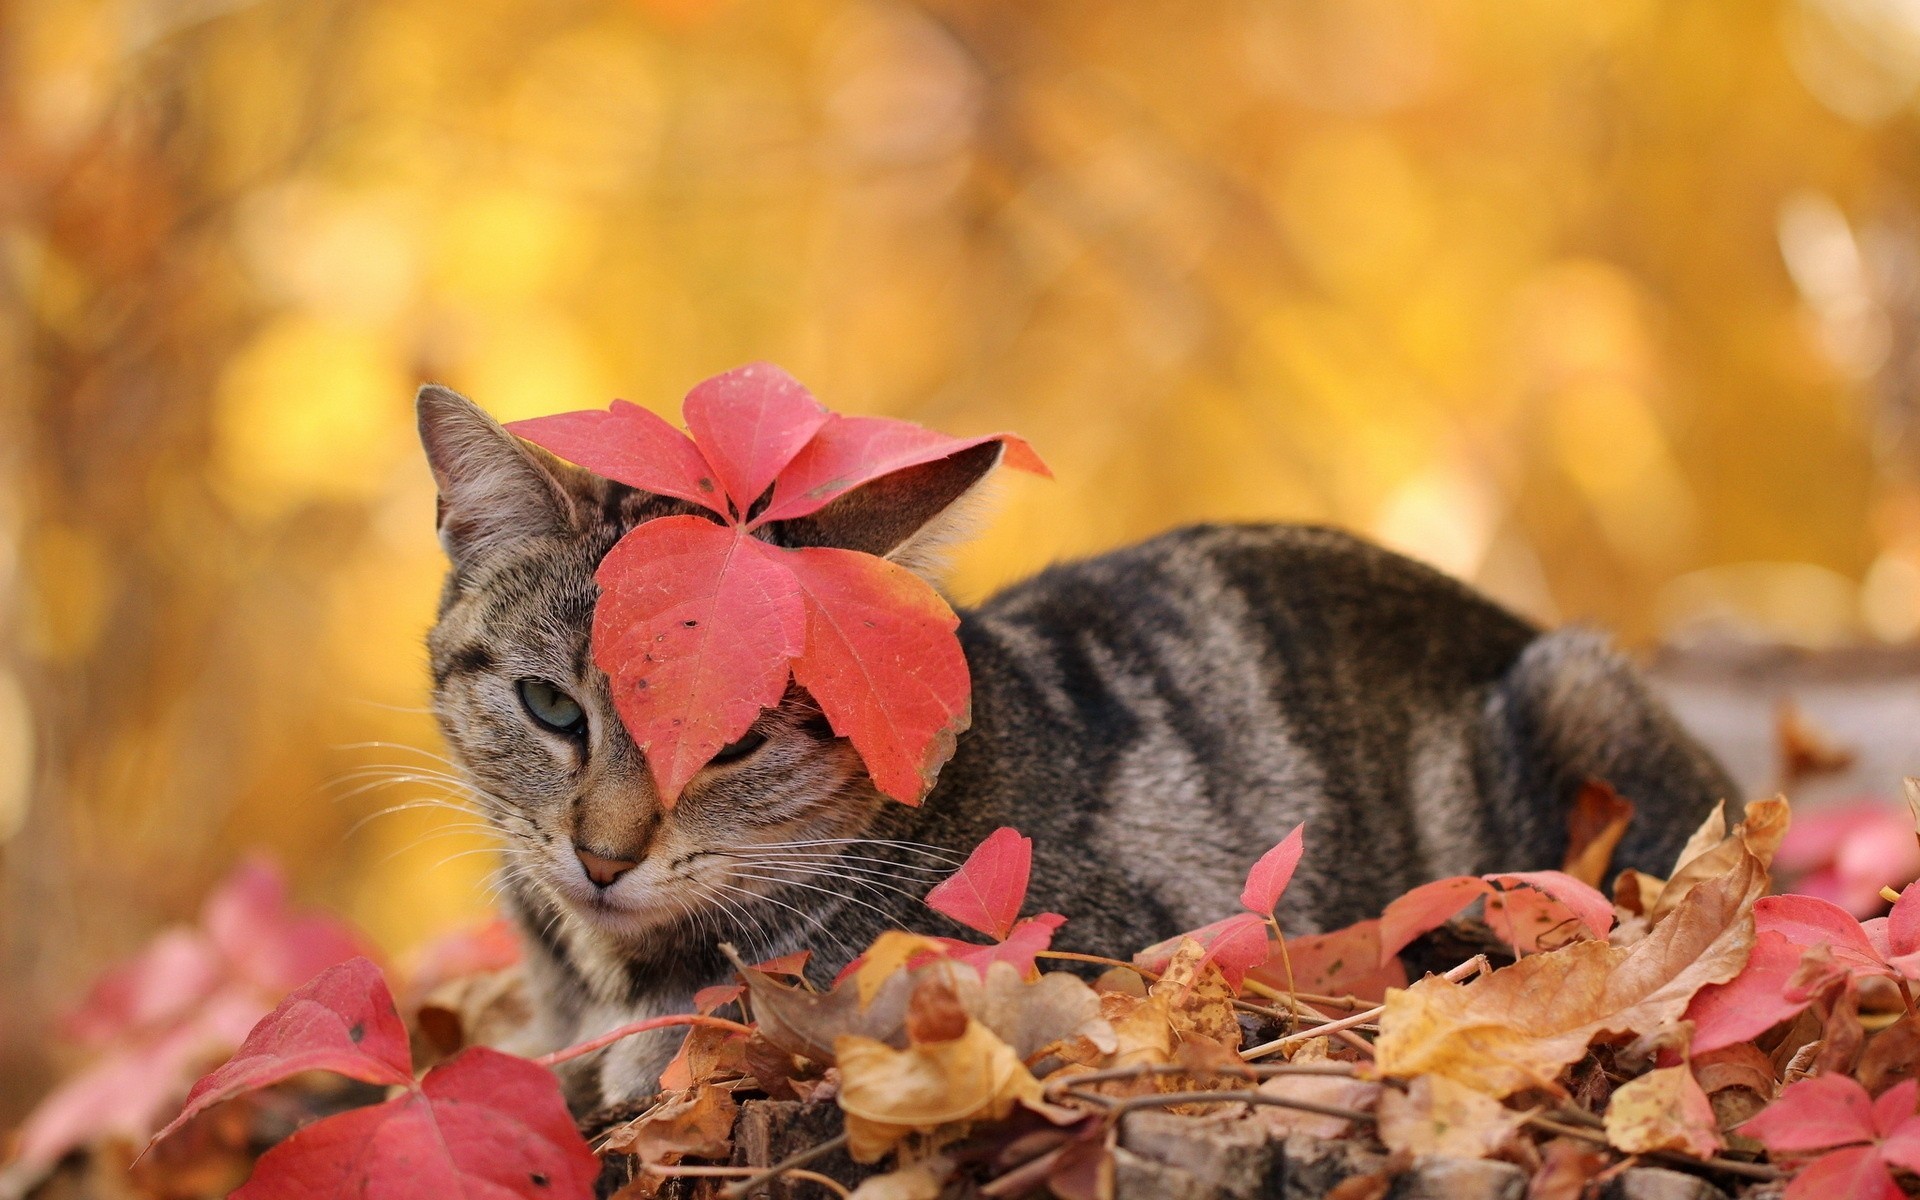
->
415, 384, 999, 939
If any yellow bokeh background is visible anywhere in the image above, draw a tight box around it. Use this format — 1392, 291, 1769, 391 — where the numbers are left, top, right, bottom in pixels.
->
6, 0, 1920, 1120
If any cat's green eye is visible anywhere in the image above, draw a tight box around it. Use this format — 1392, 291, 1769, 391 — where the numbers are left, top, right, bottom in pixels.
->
518, 678, 586, 736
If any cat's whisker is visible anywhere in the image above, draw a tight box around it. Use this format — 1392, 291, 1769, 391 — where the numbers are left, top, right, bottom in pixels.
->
332, 740, 464, 767
719, 853, 948, 885
706, 880, 858, 965
724, 868, 909, 929
735, 837, 965, 863
722, 859, 934, 902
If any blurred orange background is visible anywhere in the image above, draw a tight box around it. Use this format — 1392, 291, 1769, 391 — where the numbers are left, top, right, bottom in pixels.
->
5, 0, 1920, 1123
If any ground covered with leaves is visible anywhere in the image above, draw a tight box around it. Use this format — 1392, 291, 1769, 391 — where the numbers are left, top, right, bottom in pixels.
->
7, 784, 1920, 1200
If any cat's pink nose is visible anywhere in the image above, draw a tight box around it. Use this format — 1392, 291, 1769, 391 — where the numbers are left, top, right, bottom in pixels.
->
575, 845, 638, 888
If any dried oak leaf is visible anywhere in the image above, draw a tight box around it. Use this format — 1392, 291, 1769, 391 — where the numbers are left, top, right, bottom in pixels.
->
835, 1017, 1043, 1162
1374, 849, 1764, 1097
1376, 1074, 1526, 1158
1603, 1064, 1723, 1159
601, 1084, 739, 1164
1149, 939, 1243, 1052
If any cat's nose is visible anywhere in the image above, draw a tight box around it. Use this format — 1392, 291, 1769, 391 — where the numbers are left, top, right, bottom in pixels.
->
574, 845, 639, 888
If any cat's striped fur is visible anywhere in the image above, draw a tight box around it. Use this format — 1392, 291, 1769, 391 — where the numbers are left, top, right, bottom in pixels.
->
417, 385, 1734, 1107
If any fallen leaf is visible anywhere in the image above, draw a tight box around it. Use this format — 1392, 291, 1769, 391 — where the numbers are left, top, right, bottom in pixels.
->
1604, 1065, 1722, 1159
1563, 779, 1636, 888
1652, 796, 1789, 923
1528, 1138, 1611, 1200
1248, 919, 1407, 1003
925, 828, 1033, 941
835, 1018, 1043, 1162
1240, 824, 1305, 917
1375, 849, 1763, 1097
1256, 1073, 1382, 1139
601, 1085, 738, 1163
1777, 699, 1855, 787
1377, 1074, 1526, 1158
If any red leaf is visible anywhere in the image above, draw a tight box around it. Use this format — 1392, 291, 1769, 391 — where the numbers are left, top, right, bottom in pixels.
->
154, 958, 412, 1144
1378, 876, 1495, 962
1133, 913, 1273, 988
1740, 1073, 1879, 1153
1248, 919, 1408, 1003
1484, 870, 1613, 941
1874, 1079, 1919, 1139
1685, 931, 1813, 1054
508, 400, 726, 517
924, 827, 1032, 941
1754, 894, 1888, 974
785, 546, 969, 804
682, 363, 829, 512
757, 413, 1050, 524
593, 519, 805, 804
233, 1048, 598, 1200
750, 950, 812, 978
63, 928, 226, 1045
943, 914, 1067, 979
1240, 824, 1305, 918
1782, 1145, 1904, 1200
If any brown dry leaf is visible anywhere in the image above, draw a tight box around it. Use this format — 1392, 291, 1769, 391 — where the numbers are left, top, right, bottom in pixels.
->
1693, 1043, 1775, 1099
960, 962, 1113, 1062
836, 1016, 1044, 1162
1651, 796, 1787, 923
1613, 869, 1664, 919
1101, 990, 1174, 1071
1256, 1071, 1382, 1139
728, 945, 915, 1064
1528, 1137, 1610, 1200
1563, 779, 1635, 888
1602, 1065, 1722, 1159
413, 967, 532, 1059
1777, 699, 1855, 787
1375, 850, 1763, 1097
1377, 1074, 1527, 1158
1859, 1011, 1920, 1094
1149, 939, 1241, 1052
601, 1084, 739, 1164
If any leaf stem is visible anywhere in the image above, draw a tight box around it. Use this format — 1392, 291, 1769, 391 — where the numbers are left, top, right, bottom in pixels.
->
536, 1014, 755, 1067
1061, 1087, 1376, 1124
1241, 954, 1488, 1061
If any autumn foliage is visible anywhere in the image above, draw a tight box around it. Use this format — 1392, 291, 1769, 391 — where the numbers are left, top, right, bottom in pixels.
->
13, 783, 1920, 1200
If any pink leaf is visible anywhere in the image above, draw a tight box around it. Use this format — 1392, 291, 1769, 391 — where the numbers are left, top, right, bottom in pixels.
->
758, 414, 1049, 525
1240, 824, 1305, 918
1377, 876, 1495, 962
63, 929, 226, 1045
1483, 888, 1587, 954
232, 1048, 598, 1200
1889, 880, 1920, 959
154, 958, 412, 1145
1781, 1145, 1904, 1200
1685, 931, 1813, 1054
785, 546, 969, 805
750, 950, 813, 979
682, 363, 829, 513
592, 520, 805, 805
1754, 894, 1888, 974
1873, 1079, 1918, 1140
1486, 870, 1613, 940
924, 828, 1032, 941
509, 400, 726, 517
943, 914, 1067, 980
1739, 1073, 1879, 1154
203, 857, 375, 994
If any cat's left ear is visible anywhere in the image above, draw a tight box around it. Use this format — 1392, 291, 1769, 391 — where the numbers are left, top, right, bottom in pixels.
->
769, 440, 1003, 580
417, 384, 579, 568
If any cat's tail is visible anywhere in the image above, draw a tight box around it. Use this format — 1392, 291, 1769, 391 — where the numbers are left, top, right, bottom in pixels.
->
1481, 627, 1736, 881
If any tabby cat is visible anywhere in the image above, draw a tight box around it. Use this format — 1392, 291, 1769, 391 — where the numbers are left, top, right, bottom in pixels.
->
416, 384, 1733, 1107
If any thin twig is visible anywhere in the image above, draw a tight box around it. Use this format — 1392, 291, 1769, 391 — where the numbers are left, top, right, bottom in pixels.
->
1035, 949, 1367, 1012
721, 1132, 852, 1199
537, 1014, 754, 1067
1241, 955, 1488, 1061
1063, 1088, 1376, 1123
1524, 1116, 1780, 1182
644, 1163, 852, 1198
1042, 1060, 1362, 1096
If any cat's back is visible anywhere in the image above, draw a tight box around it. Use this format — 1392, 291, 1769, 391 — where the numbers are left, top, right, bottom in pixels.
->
940, 523, 1725, 939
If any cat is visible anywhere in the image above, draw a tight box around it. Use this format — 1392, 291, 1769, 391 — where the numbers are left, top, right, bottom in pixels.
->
416, 383, 1735, 1109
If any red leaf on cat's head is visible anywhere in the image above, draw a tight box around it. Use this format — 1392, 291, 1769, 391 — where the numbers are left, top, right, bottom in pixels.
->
925, 827, 1032, 941
1240, 823, 1304, 918
591, 518, 805, 804
507, 400, 726, 517
153, 957, 412, 1145
682, 362, 830, 513
510, 365, 1046, 806
757, 413, 1049, 525
232, 1048, 597, 1200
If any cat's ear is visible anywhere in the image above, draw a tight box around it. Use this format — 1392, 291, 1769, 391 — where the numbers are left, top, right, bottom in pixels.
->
772, 440, 1003, 580
416, 384, 579, 567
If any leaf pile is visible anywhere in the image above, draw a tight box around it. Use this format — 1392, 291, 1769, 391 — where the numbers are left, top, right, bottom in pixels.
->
13, 787, 1920, 1200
